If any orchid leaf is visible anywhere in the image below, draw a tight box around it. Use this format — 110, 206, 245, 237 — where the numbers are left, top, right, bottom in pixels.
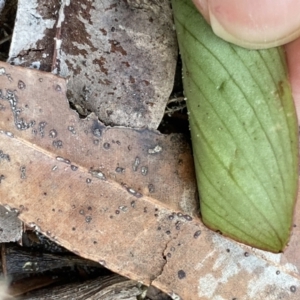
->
172, 0, 299, 252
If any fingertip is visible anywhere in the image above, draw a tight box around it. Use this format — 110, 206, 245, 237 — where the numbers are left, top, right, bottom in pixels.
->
192, 0, 210, 23
193, 0, 300, 49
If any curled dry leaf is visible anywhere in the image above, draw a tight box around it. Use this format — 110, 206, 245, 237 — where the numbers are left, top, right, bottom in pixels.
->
1, 63, 300, 299
8, 0, 177, 129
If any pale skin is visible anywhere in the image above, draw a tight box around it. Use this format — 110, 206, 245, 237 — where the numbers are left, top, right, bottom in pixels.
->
192, 0, 300, 122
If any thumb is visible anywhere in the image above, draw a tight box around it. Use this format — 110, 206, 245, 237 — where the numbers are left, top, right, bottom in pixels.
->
193, 0, 300, 49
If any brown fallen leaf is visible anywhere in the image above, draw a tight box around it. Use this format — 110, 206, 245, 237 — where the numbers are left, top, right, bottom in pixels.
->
1, 62, 300, 299
8, 0, 177, 129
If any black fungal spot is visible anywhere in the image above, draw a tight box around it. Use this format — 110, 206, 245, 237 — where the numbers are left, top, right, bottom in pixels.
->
88, 206, 92, 211
148, 184, 155, 193
71, 165, 78, 171
93, 241, 97, 244
85, 216, 92, 223
49, 129, 57, 138
166, 230, 171, 235
122, 183, 143, 198
244, 252, 249, 257
115, 167, 125, 173
168, 215, 174, 220
276, 270, 280, 275
184, 214, 192, 221
193, 230, 201, 238
290, 286, 296, 293
178, 270, 186, 279
175, 221, 181, 230
72, 227, 76, 231
68, 126, 76, 134
20, 166, 26, 179
157, 227, 161, 231
141, 166, 148, 176
0, 150, 10, 162
86, 178, 92, 184
18, 80, 26, 90
91, 121, 104, 138
226, 249, 230, 253
38, 121, 47, 137
56, 156, 70, 164
52, 140, 63, 148
89, 169, 106, 180
103, 142, 110, 149
132, 156, 140, 171
115, 210, 120, 214
55, 84, 62, 91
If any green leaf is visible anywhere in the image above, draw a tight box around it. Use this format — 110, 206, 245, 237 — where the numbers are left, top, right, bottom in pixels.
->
172, 0, 299, 252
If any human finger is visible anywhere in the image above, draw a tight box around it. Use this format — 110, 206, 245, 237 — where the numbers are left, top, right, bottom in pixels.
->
192, 0, 300, 49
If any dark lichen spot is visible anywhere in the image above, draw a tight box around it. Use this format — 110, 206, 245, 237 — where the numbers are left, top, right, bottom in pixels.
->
115, 210, 120, 214
132, 156, 140, 171
244, 252, 249, 257
53, 140, 63, 148
148, 184, 155, 193
178, 270, 186, 279
276, 270, 280, 275
49, 129, 57, 138
115, 167, 125, 173
85, 216, 92, 223
184, 214, 192, 221
86, 178, 92, 184
194, 230, 201, 239
290, 286, 296, 293
71, 165, 78, 171
18, 80, 26, 90
103, 142, 110, 149
55, 84, 62, 91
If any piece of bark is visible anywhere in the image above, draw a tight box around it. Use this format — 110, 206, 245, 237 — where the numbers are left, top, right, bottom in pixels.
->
15, 275, 143, 300
7, 0, 58, 71
8, 0, 177, 129
1, 243, 103, 280
0, 206, 22, 243
1, 62, 300, 299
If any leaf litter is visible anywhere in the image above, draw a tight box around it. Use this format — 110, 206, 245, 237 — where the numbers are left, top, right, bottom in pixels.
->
1, 62, 300, 299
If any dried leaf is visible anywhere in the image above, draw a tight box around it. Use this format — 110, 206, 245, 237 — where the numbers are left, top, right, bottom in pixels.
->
8, 0, 177, 129
1, 62, 300, 299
